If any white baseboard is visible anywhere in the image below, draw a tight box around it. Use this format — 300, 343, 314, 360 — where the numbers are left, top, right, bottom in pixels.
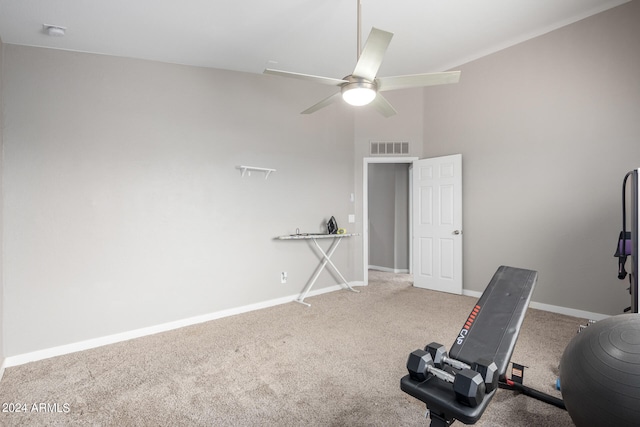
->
4, 282, 609, 369
368, 265, 410, 274
4, 283, 351, 368
462, 289, 609, 321
527, 300, 609, 321
460, 290, 484, 300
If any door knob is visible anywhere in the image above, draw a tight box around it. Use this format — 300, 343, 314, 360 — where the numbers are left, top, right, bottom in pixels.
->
453, 230, 462, 235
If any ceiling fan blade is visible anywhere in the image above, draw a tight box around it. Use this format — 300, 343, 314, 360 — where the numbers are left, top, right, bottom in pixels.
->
377, 71, 461, 92
370, 93, 397, 118
301, 91, 342, 115
352, 27, 393, 82
264, 68, 347, 86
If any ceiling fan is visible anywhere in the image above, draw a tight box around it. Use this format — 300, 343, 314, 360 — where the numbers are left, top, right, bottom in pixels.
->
264, 0, 461, 117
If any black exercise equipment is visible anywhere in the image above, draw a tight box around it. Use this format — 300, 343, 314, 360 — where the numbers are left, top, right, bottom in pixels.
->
406, 349, 486, 408
497, 361, 565, 410
498, 377, 565, 410
425, 342, 470, 370
425, 342, 498, 393
560, 314, 640, 427
615, 169, 639, 313
401, 266, 540, 426
471, 358, 498, 393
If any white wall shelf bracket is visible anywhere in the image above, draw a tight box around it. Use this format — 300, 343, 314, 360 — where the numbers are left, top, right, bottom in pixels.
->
237, 165, 276, 179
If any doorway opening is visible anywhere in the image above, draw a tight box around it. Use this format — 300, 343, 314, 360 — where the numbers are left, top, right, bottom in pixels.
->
362, 157, 418, 285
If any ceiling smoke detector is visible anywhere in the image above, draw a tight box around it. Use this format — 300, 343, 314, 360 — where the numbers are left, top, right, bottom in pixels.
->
43, 24, 67, 37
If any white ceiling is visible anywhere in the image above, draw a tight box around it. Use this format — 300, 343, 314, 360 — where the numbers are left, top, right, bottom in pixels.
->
0, 0, 630, 79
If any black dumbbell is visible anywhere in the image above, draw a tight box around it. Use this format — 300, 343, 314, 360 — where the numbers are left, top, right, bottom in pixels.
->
425, 343, 499, 393
406, 349, 486, 407
473, 358, 499, 393
425, 342, 471, 370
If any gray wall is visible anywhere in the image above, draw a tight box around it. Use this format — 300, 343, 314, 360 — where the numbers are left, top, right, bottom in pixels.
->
393, 164, 409, 270
421, 1, 640, 315
2, 45, 356, 356
368, 163, 409, 272
0, 36, 4, 366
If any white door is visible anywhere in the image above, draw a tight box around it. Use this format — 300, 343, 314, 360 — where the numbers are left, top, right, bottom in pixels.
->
412, 154, 463, 294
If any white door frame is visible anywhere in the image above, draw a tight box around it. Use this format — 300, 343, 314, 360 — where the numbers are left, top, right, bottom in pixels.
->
362, 157, 419, 285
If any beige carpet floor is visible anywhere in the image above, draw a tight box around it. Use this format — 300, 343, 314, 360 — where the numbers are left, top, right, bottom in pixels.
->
0, 270, 578, 426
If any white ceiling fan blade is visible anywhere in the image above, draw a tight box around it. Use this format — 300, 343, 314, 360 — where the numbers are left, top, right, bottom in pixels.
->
301, 91, 342, 115
377, 71, 461, 92
264, 68, 348, 86
370, 93, 397, 118
352, 27, 393, 82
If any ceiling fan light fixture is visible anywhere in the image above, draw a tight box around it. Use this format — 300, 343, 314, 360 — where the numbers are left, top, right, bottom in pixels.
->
341, 80, 377, 106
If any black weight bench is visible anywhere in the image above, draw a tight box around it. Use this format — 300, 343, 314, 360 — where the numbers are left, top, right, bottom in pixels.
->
401, 266, 538, 426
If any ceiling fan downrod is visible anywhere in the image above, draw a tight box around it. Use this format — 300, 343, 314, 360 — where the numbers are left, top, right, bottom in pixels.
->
357, 0, 362, 61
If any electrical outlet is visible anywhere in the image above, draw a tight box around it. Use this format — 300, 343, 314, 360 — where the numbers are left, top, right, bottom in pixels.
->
281, 272, 288, 283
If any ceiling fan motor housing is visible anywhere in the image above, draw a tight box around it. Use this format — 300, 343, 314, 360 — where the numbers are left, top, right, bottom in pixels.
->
341, 76, 378, 106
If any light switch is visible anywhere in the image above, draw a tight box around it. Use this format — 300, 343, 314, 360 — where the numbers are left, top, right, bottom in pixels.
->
348, 214, 355, 223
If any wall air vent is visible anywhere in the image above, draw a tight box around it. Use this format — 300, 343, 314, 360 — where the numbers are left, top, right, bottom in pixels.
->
370, 141, 409, 156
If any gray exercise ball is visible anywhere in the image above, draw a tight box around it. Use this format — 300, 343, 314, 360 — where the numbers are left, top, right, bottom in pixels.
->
559, 314, 640, 427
